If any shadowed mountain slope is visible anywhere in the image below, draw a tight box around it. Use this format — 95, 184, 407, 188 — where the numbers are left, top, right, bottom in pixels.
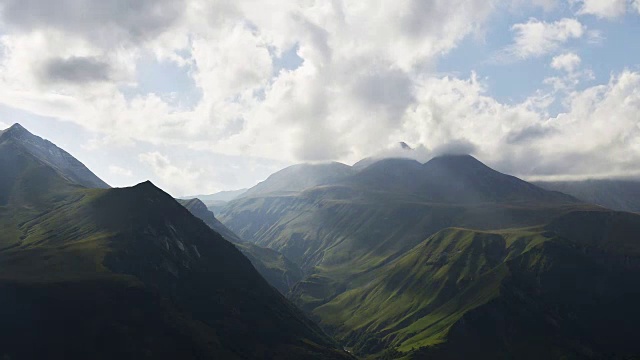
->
178, 198, 303, 294
0, 125, 351, 360
341, 155, 577, 204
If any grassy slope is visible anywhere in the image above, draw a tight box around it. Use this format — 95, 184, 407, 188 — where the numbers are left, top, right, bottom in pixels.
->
313, 216, 640, 359
215, 156, 640, 358
313, 228, 545, 355
221, 184, 640, 359
0, 141, 351, 359
220, 188, 594, 311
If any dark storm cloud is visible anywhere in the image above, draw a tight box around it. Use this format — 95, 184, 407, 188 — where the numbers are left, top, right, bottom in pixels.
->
41, 56, 112, 83
0, 0, 184, 44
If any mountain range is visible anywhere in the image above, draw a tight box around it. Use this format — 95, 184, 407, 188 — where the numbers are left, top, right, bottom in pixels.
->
0, 124, 351, 359
218, 152, 640, 359
4, 122, 640, 359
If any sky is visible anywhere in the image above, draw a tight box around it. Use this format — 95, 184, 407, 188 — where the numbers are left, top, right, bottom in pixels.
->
0, 0, 639, 197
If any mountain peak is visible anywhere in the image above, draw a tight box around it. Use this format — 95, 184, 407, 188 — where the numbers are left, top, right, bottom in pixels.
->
426, 154, 485, 168
0, 124, 110, 189
398, 141, 413, 150
1, 123, 30, 139
133, 180, 159, 191
8, 123, 26, 131
241, 161, 354, 198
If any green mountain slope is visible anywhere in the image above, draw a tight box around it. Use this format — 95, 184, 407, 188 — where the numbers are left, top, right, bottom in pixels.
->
313, 220, 640, 358
178, 198, 303, 294
220, 156, 582, 284
0, 126, 351, 360
220, 155, 579, 275
218, 155, 640, 358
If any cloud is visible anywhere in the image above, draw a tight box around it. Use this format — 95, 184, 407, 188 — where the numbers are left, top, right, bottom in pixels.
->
545, 53, 593, 93
0, 0, 500, 161
0, 0, 185, 46
551, 52, 581, 73
0, 0, 638, 188
572, 0, 628, 19
40, 56, 112, 84
633, 0, 640, 14
108, 165, 133, 178
136, 149, 288, 196
138, 151, 203, 196
506, 124, 557, 144
510, 18, 586, 58
504, 18, 585, 59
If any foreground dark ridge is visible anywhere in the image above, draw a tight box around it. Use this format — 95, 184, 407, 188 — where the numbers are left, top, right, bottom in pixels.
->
178, 197, 304, 294
0, 123, 352, 359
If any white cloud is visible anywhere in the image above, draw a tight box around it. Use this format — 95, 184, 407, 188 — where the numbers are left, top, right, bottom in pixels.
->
572, 0, 628, 19
0, 0, 502, 161
633, 0, 640, 14
393, 70, 640, 181
138, 151, 203, 196
108, 165, 133, 178
0, 0, 185, 47
0, 0, 639, 190
551, 52, 581, 72
505, 18, 585, 59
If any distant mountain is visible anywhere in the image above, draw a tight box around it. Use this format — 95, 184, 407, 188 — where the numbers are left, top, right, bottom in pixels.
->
0, 123, 109, 189
240, 162, 354, 198
535, 179, 640, 213
178, 198, 303, 294
178, 198, 244, 242
181, 188, 248, 208
0, 126, 351, 359
221, 155, 582, 274
218, 154, 640, 358
352, 142, 417, 171
345, 157, 424, 193
343, 155, 577, 204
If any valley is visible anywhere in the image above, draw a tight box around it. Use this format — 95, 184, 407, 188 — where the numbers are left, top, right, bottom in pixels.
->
217, 154, 640, 359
